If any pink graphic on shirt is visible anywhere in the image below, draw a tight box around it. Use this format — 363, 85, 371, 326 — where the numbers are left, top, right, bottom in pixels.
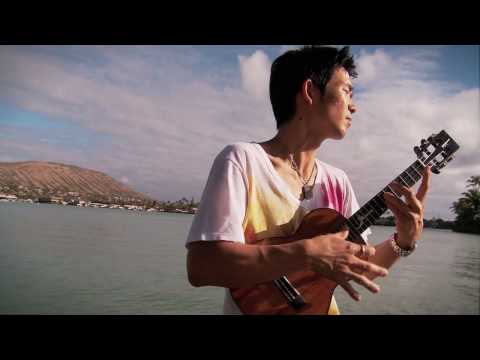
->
324, 174, 345, 216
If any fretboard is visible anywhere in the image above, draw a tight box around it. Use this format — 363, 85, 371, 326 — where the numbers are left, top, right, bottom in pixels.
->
343, 160, 425, 243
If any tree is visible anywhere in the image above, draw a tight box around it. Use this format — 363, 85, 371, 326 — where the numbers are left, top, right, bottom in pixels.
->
451, 175, 480, 234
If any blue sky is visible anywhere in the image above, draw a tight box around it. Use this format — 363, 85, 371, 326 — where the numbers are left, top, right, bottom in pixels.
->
0, 45, 478, 220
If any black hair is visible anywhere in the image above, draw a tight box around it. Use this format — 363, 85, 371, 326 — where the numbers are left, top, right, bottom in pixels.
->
269, 45, 357, 129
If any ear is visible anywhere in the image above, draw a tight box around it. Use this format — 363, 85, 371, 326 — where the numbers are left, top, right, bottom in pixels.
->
300, 79, 315, 106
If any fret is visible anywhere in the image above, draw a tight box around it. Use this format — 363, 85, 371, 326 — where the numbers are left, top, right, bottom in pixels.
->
345, 218, 357, 231
348, 215, 361, 229
357, 222, 372, 235
408, 165, 421, 181
372, 194, 387, 209
351, 206, 376, 231
407, 164, 422, 180
347, 222, 364, 240
346, 161, 429, 242
358, 206, 375, 223
385, 185, 401, 198
372, 201, 387, 217
368, 198, 382, 211
366, 201, 382, 217
403, 169, 416, 184
347, 215, 366, 236
409, 166, 421, 178
345, 219, 363, 240
364, 210, 377, 224
369, 197, 384, 216
415, 157, 427, 169
396, 174, 410, 187
412, 161, 425, 175
352, 228, 364, 240
405, 171, 416, 186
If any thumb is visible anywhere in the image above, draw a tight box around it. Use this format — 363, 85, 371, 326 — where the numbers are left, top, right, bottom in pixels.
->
338, 228, 349, 239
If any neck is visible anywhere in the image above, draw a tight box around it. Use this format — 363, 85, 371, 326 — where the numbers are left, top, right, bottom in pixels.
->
262, 120, 323, 178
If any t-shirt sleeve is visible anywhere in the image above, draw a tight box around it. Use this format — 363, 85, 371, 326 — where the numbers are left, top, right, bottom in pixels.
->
186, 146, 248, 247
342, 172, 372, 244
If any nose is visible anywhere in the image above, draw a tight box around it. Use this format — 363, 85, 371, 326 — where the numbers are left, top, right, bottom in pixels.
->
349, 100, 357, 114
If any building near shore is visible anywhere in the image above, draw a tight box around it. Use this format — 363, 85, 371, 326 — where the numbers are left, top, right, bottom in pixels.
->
0, 193, 18, 200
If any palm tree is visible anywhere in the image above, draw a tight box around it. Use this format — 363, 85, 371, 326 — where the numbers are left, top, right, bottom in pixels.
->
451, 175, 480, 234
466, 176, 480, 188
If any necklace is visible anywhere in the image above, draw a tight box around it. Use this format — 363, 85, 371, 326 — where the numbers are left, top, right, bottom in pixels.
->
289, 154, 317, 200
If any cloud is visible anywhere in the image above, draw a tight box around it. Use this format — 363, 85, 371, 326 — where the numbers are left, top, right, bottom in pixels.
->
319, 48, 479, 219
0, 45, 478, 220
238, 50, 271, 101
0, 46, 276, 201
355, 48, 441, 88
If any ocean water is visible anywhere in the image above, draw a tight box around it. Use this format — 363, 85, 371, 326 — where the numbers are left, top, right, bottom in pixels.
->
0, 202, 478, 315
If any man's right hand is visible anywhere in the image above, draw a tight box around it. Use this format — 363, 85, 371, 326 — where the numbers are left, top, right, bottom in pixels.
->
302, 229, 388, 301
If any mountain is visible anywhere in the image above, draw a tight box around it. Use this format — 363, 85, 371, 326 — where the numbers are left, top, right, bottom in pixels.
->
0, 161, 155, 204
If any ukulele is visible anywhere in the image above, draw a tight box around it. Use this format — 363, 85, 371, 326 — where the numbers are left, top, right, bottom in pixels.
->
230, 130, 460, 314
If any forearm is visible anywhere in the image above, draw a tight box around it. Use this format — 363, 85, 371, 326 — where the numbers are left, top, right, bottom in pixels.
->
187, 240, 308, 288
366, 238, 400, 279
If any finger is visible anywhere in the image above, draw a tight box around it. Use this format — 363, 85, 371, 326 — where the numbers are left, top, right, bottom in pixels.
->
391, 182, 422, 214
384, 192, 409, 218
350, 258, 389, 278
416, 166, 431, 204
352, 244, 376, 258
340, 282, 361, 301
346, 271, 381, 294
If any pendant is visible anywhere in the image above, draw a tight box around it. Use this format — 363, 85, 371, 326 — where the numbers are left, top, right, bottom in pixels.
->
302, 185, 313, 200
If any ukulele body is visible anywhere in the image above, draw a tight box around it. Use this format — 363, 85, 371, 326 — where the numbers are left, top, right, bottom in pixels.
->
230, 207, 366, 315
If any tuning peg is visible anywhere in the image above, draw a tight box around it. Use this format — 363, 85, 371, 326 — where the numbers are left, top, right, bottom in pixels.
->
431, 167, 441, 174
446, 155, 455, 162
414, 146, 423, 157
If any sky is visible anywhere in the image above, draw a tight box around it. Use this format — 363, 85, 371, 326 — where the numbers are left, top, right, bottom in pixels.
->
0, 45, 478, 220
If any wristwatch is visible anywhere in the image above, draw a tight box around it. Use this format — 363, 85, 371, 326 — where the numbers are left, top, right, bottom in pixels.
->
389, 233, 417, 257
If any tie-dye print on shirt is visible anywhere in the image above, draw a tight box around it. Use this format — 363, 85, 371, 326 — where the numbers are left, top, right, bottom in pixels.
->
187, 142, 371, 315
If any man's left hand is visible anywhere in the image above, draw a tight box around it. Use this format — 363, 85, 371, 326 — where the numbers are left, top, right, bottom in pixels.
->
383, 166, 432, 249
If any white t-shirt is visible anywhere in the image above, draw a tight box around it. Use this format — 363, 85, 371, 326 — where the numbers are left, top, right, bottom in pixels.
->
186, 142, 371, 314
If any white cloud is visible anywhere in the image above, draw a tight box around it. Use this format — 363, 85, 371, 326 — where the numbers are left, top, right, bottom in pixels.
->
0, 45, 477, 220
0, 46, 276, 201
319, 48, 479, 219
238, 50, 271, 101
355, 48, 440, 88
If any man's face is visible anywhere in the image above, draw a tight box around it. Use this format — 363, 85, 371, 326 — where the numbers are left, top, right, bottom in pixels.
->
311, 67, 356, 140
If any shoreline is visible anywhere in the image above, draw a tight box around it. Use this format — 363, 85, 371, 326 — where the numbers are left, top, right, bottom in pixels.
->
1, 200, 460, 226
0, 199, 196, 215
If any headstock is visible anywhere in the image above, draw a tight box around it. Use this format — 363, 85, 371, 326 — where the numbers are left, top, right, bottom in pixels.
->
413, 130, 460, 174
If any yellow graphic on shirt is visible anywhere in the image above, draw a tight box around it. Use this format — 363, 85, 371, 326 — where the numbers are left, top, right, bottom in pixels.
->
242, 175, 340, 315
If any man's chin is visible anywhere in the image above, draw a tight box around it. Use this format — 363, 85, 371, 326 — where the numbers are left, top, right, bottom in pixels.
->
331, 127, 348, 140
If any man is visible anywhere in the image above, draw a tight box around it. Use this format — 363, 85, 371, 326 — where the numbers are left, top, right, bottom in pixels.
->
186, 45, 431, 315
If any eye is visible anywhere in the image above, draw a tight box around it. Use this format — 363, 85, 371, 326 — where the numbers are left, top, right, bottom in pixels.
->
344, 88, 353, 97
